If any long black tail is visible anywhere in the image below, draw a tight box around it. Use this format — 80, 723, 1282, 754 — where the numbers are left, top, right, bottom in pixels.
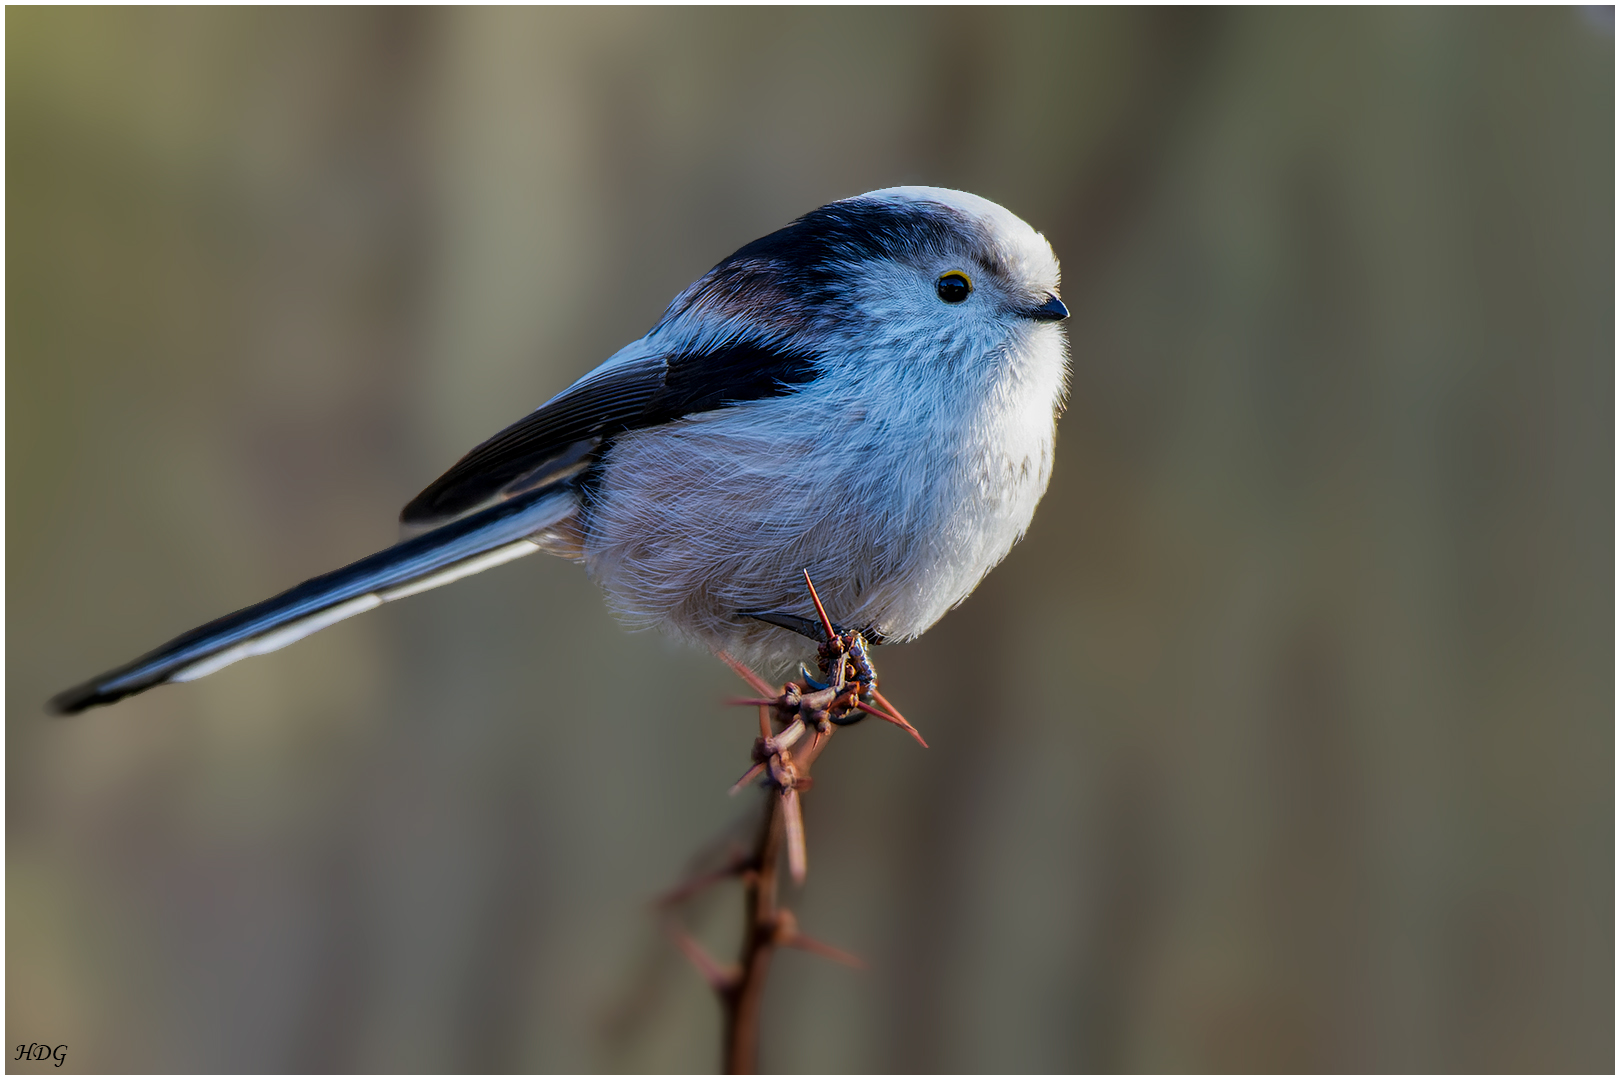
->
48, 486, 576, 714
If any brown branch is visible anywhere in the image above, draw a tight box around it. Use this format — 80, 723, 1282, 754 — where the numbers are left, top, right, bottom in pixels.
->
723, 786, 783, 1074
723, 718, 838, 1073
661, 572, 924, 1073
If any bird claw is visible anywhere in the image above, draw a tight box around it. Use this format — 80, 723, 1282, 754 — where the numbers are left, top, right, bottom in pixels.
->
797, 662, 829, 691
739, 607, 885, 648
727, 572, 922, 750
739, 610, 826, 642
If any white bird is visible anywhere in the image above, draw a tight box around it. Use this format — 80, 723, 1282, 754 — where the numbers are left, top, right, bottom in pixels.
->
50, 187, 1068, 715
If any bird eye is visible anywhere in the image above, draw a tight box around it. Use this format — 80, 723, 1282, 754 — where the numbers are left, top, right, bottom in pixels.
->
936, 271, 973, 304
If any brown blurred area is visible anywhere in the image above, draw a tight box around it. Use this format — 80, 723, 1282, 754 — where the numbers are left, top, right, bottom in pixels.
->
7, 7, 1612, 1072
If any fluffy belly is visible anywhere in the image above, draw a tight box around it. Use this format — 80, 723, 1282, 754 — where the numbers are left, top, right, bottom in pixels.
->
579, 414, 872, 666
579, 401, 1051, 669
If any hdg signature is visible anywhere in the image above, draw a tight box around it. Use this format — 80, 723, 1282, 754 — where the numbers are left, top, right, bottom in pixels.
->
14, 1043, 67, 1067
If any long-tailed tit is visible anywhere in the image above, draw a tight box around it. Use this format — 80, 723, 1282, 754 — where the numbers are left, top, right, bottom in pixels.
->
49, 187, 1068, 714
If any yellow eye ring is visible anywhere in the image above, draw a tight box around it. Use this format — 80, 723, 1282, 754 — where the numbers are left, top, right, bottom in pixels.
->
936, 270, 973, 304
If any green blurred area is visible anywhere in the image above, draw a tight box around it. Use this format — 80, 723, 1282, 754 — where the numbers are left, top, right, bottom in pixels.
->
7, 7, 1612, 1072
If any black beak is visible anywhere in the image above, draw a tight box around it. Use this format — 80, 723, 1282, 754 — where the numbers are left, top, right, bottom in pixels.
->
1024, 293, 1069, 322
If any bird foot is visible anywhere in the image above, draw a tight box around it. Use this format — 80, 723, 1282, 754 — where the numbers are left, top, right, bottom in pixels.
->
733, 570, 924, 746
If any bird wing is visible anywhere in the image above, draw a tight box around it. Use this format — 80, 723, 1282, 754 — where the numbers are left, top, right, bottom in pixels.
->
400, 340, 819, 528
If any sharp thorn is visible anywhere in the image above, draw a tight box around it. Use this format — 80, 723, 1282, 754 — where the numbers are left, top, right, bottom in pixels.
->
665, 922, 741, 993
868, 686, 911, 726
654, 851, 753, 906
870, 688, 927, 748
728, 762, 767, 796
801, 569, 837, 643
854, 703, 928, 748
717, 650, 776, 698
783, 933, 867, 970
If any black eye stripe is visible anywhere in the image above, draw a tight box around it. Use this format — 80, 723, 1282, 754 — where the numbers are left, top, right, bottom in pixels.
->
936, 271, 972, 304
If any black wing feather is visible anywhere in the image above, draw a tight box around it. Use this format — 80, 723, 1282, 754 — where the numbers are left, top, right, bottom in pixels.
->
401, 343, 818, 527
401, 355, 666, 526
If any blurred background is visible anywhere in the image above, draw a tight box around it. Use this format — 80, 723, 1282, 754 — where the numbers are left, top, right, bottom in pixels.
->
7, 7, 1613, 1072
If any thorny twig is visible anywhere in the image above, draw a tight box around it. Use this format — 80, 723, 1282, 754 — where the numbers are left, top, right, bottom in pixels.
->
658, 571, 926, 1073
